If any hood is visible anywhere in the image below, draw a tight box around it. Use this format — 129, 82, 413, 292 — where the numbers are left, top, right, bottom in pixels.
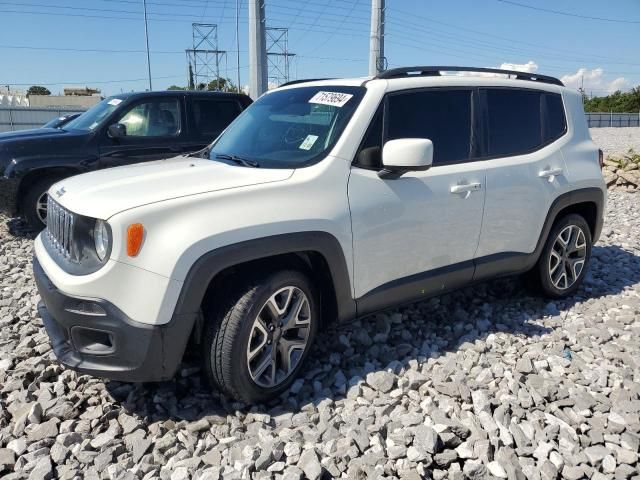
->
51, 156, 294, 219
0, 127, 71, 140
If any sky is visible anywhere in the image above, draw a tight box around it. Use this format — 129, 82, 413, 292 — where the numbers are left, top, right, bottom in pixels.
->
1, 0, 639, 97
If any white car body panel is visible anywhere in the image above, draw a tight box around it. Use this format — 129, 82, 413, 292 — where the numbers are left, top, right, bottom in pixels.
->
34, 235, 183, 326
50, 156, 294, 220
348, 163, 485, 298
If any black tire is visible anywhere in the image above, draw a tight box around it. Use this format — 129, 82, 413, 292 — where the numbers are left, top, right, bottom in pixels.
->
533, 213, 592, 299
203, 269, 319, 403
20, 176, 63, 231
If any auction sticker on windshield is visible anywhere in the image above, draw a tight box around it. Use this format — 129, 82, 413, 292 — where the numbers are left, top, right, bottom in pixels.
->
299, 135, 319, 150
308, 91, 353, 108
108, 98, 122, 106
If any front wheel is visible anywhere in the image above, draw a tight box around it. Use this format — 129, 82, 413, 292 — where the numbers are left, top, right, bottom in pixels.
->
203, 269, 319, 403
20, 176, 63, 231
534, 213, 592, 298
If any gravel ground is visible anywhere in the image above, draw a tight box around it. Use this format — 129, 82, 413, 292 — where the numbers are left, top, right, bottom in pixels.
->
1, 191, 640, 480
590, 128, 640, 158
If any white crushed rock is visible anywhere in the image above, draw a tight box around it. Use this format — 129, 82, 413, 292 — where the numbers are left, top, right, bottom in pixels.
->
589, 127, 640, 158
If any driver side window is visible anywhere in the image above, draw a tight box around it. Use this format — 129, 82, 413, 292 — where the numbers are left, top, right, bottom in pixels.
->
118, 99, 181, 137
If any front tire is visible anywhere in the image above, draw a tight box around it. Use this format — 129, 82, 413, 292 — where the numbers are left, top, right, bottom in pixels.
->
203, 269, 319, 403
20, 176, 62, 231
534, 213, 592, 298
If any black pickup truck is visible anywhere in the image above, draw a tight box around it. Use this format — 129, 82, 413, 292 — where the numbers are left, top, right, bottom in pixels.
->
0, 90, 252, 229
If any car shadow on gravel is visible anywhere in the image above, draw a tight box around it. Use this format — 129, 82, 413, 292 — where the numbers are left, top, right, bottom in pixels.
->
105, 243, 640, 422
6, 217, 40, 239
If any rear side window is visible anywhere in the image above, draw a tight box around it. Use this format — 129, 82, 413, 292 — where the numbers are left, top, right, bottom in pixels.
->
542, 93, 567, 143
386, 89, 472, 165
192, 99, 242, 137
485, 89, 542, 157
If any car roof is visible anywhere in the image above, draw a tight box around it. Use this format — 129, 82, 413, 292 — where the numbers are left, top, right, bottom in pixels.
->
108, 90, 250, 100
278, 66, 566, 93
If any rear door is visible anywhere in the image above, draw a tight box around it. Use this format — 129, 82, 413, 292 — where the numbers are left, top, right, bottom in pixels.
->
184, 96, 245, 151
98, 96, 185, 168
474, 87, 569, 276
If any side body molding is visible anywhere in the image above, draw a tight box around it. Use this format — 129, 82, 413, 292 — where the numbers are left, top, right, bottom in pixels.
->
172, 231, 356, 323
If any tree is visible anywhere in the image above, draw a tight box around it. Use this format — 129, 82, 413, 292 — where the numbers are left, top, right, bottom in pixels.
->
27, 85, 51, 96
188, 63, 195, 90
583, 86, 640, 113
167, 85, 186, 90
206, 77, 238, 93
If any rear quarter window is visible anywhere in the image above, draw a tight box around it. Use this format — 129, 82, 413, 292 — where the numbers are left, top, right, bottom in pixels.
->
542, 93, 567, 143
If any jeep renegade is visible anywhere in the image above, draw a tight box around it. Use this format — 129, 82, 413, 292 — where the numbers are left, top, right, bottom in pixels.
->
33, 67, 606, 403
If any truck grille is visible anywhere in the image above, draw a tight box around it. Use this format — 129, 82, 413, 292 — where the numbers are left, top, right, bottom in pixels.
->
46, 197, 75, 258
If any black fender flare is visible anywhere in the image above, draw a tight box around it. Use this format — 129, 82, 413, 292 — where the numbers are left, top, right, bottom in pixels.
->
172, 231, 356, 323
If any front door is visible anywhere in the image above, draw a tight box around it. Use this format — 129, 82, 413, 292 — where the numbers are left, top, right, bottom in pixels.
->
98, 96, 184, 168
348, 88, 486, 314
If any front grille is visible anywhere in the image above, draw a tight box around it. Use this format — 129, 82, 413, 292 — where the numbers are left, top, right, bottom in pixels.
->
46, 197, 75, 258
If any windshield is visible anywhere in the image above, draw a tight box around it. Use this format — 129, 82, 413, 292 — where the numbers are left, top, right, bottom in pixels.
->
43, 117, 65, 129
209, 86, 365, 168
64, 97, 124, 131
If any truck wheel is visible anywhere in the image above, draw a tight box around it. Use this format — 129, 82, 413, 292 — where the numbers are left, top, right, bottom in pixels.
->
534, 214, 592, 299
203, 269, 319, 403
21, 176, 62, 231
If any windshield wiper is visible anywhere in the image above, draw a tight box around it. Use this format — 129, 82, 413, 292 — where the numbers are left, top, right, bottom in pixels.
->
215, 153, 260, 168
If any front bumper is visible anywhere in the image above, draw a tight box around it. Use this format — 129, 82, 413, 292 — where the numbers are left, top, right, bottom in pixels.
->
34, 257, 192, 382
0, 176, 20, 216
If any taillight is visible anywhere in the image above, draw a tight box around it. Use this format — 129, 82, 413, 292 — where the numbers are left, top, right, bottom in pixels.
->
598, 149, 604, 170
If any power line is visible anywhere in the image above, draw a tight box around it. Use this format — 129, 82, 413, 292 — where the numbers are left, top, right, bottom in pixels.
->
387, 7, 639, 66
0, 43, 366, 63
495, 0, 640, 24
385, 19, 640, 67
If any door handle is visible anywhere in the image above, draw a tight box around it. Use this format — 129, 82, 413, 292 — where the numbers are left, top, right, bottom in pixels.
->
539, 167, 563, 181
450, 182, 482, 194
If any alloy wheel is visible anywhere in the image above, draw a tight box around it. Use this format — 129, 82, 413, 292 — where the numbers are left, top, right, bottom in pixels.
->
548, 224, 587, 290
36, 192, 48, 225
246, 286, 311, 388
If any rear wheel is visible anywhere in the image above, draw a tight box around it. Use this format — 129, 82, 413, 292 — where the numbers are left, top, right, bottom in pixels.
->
533, 214, 592, 298
203, 269, 318, 403
20, 176, 62, 231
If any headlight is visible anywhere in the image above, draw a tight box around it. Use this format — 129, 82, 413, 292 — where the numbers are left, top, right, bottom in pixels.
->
94, 219, 110, 261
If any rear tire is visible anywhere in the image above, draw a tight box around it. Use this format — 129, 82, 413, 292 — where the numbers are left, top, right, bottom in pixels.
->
202, 269, 319, 403
533, 214, 592, 299
20, 176, 62, 231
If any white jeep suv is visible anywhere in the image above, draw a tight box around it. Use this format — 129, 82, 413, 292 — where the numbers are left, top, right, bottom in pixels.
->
33, 67, 606, 403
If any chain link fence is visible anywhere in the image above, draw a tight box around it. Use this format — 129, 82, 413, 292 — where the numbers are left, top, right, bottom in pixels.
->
586, 112, 640, 128
0, 107, 87, 133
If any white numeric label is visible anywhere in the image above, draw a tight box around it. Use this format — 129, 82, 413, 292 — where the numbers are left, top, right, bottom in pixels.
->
308, 91, 353, 108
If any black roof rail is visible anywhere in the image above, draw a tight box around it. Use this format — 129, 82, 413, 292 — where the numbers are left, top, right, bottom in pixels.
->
375, 66, 564, 87
278, 78, 334, 87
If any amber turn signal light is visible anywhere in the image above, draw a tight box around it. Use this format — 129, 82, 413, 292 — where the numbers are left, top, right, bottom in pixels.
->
127, 223, 144, 257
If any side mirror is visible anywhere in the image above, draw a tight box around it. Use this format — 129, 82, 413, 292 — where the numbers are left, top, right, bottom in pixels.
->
379, 138, 433, 179
107, 123, 126, 138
